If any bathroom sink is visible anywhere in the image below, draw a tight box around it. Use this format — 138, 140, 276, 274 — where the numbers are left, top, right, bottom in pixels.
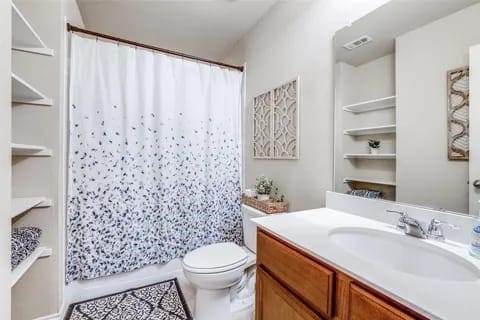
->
329, 227, 480, 282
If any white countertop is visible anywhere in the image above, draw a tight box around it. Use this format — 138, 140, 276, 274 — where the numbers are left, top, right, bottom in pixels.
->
252, 208, 480, 320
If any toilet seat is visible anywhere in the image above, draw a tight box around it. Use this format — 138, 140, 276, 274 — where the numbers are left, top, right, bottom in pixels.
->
183, 242, 248, 274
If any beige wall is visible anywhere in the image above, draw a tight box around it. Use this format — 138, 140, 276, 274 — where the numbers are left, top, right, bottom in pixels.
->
222, 0, 391, 211
0, 2, 12, 319
396, 3, 480, 214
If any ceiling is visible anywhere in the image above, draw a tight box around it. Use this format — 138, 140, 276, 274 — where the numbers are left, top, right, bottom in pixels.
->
76, 0, 277, 61
335, 0, 480, 66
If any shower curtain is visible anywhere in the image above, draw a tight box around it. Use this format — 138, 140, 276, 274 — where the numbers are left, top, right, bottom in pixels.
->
67, 34, 243, 282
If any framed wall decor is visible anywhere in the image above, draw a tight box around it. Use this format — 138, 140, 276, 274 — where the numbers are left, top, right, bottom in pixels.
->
253, 78, 299, 159
447, 67, 469, 160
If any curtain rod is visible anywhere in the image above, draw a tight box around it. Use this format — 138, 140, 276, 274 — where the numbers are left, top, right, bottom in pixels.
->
66, 23, 244, 72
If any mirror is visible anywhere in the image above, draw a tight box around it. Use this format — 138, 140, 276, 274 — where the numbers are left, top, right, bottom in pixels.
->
333, 0, 480, 215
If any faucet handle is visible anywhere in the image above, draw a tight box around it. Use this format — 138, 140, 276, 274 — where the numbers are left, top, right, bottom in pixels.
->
429, 218, 460, 230
427, 218, 460, 241
386, 209, 407, 229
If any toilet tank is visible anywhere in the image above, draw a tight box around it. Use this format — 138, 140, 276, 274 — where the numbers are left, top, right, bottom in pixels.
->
242, 204, 267, 253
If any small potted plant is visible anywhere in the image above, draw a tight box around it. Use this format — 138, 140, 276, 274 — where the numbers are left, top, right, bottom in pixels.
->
256, 176, 273, 201
368, 139, 380, 154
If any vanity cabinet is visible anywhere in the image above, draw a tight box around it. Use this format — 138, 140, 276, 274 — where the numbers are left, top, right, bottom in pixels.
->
255, 230, 427, 320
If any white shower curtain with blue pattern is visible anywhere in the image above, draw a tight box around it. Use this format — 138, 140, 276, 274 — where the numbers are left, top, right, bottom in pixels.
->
67, 34, 243, 282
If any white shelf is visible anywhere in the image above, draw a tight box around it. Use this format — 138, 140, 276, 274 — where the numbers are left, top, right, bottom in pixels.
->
344, 153, 396, 160
11, 3, 54, 56
11, 73, 53, 106
11, 143, 52, 157
344, 124, 396, 136
11, 197, 52, 219
343, 96, 396, 113
11, 247, 52, 286
344, 177, 396, 186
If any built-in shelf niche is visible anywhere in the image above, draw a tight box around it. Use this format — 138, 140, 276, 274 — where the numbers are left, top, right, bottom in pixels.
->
11, 3, 54, 56
11, 197, 52, 219
11, 73, 53, 106
344, 124, 396, 136
344, 153, 396, 160
11, 247, 52, 287
342, 95, 396, 113
11, 143, 52, 157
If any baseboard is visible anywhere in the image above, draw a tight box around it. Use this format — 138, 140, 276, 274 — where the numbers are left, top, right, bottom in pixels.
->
32, 313, 61, 320
32, 300, 68, 320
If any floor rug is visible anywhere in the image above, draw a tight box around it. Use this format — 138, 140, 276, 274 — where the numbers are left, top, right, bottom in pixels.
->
65, 278, 193, 320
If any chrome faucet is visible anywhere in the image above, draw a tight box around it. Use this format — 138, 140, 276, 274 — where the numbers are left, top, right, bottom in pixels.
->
387, 210, 460, 240
387, 209, 427, 239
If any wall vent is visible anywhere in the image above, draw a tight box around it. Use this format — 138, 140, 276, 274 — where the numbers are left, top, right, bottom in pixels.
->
343, 35, 372, 50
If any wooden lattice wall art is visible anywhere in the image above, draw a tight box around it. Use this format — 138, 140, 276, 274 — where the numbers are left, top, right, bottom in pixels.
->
253, 78, 299, 159
447, 67, 469, 160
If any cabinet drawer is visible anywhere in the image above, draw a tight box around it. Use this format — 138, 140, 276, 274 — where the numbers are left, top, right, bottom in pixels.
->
257, 230, 334, 318
256, 267, 322, 320
349, 284, 416, 320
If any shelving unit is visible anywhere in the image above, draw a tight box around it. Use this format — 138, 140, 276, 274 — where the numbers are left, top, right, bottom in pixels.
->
9, 0, 55, 311
11, 73, 53, 106
344, 153, 396, 160
11, 247, 52, 286
342, 95, 396, 113
11, 197, 52, 219
343, 177, 396, 186
11, 143, 52, 157
11, 3, 54, 56
344, 124, 396, 136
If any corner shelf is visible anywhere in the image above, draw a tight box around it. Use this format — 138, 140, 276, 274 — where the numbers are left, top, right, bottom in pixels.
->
11, 73, 53, 106
11, 3, 54, 56
344, 177, 396, 186
11, 247, 52, 286
11, 197, 52, 219
342, 96, 396, 113
344, 153, 396, 160
344, 124, 396, 136
11, 143, 52, 157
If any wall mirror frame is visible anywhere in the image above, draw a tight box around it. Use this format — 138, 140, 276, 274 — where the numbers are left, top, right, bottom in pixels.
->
333, 0, 480, 216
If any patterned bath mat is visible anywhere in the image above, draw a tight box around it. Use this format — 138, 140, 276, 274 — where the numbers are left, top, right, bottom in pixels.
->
65, 278, 193, 320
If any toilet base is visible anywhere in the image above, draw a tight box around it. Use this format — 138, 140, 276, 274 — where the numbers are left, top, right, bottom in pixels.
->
195, 288, 232, 320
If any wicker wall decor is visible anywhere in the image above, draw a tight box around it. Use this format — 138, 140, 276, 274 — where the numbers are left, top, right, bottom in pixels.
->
447, 67, 469, 160
253, 78, 299, 159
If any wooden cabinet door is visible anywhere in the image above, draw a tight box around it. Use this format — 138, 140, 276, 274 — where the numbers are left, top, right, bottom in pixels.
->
257, 231, 334, 318
348, 284, 416, 320
256, 267, 322, 320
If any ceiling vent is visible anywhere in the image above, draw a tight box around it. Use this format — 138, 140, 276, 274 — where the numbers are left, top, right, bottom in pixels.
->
343, 35, 373, 51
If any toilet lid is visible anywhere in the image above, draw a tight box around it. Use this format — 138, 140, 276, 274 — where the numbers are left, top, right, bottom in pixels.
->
183, 242, 248, 274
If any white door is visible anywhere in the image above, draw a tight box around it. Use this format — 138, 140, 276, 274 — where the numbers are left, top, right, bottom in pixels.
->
469, 44, 480, 215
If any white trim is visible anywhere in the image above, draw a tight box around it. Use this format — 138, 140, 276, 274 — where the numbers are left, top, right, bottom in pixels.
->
11, 2, 54, 56
344, 153, 396, 160
32, 312, 61, 320
11, 143, 52, 157
11, 73, 53, 106
344, 124, 396, 136
11, 247, 52, 286
342, 95, 396, 113
11, 197, 52, 218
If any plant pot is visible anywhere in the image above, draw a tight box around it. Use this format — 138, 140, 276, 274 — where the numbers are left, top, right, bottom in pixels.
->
257, 194, 270, 201
370, 148, 379, 155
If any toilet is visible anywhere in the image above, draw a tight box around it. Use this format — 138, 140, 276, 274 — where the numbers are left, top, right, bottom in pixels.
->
182, 204, 266, 320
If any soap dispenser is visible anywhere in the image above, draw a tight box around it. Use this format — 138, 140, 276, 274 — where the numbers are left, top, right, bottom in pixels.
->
470, 225, 480, 258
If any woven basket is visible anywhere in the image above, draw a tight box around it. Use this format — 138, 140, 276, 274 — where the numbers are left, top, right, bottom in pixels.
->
242, 194, 288, 214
